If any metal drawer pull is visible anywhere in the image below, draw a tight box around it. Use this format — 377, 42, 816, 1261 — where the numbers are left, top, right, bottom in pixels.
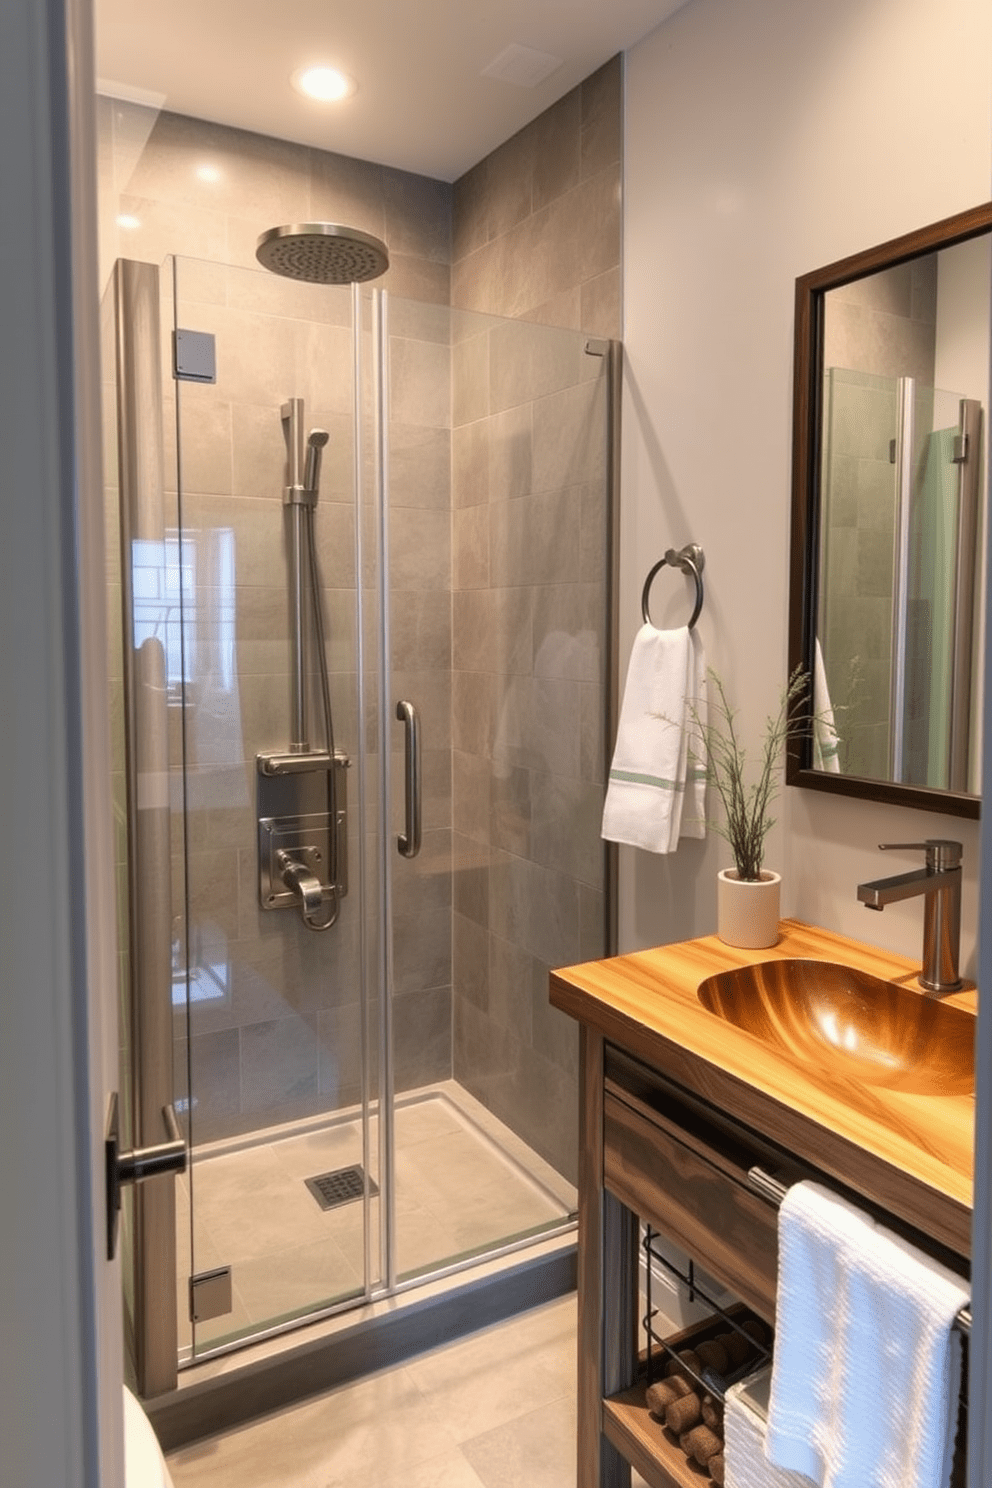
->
745, 1166, 971, 1334
396, 699, 421, 859
105, 1092, 187, 1259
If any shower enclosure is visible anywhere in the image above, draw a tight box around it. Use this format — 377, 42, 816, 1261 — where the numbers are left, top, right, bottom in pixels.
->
105, 251, 614, 1391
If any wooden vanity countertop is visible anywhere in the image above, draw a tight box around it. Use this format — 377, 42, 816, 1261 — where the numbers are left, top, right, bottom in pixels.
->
550, 918, 976, 1258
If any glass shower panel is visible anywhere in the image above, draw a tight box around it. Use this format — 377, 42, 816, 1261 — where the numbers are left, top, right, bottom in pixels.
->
819, 369, 971, 789
384, 300, 602, 1281
818, 367, 899, 779
171, 256, 374, 1356
904, 388, 963, 788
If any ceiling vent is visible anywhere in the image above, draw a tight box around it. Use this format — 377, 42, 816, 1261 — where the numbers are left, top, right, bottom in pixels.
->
481, 43, 564, 89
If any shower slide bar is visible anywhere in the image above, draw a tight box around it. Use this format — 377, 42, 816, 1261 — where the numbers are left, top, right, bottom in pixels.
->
256, 397, 347, 931
746, 1166, 971, 1335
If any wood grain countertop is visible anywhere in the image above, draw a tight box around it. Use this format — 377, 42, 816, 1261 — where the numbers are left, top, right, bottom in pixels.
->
550, 918, 976, 1259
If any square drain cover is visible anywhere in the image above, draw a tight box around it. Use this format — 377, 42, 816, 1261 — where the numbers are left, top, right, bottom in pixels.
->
305, 1164, 378, 1211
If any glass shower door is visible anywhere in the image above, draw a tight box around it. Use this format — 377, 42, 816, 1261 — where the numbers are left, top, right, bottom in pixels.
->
380, 297, 605, 1283
170, 256, 378, 1357
818, 368, 980, 791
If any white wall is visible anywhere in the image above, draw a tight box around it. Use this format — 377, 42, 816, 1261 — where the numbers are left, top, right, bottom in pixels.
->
619, 0, 992, 971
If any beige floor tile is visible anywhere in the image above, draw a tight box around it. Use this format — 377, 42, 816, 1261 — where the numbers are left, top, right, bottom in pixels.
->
373, 1446, 489, 1488
406, 1296, 576, 1443
169, 1366, 463, 1488
233, 1235, 364, 1325
460, 1393, 578, 1488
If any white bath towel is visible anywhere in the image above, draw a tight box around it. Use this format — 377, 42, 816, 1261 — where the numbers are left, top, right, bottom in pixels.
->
765, 1181, 967, 1488
601, 624, 706, 852
725, 1368, 815, 1488
812, 639, 841, 773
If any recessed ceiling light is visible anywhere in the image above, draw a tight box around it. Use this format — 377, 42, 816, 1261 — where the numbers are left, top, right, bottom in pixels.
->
195, 163, 221, 183
292, 66, 356, 103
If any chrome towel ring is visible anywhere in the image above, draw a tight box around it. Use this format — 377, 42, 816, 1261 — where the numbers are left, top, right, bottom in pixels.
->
641, 543, 705, 628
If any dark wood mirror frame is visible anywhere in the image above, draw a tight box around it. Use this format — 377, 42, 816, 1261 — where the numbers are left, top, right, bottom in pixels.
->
787, 201, 992, 820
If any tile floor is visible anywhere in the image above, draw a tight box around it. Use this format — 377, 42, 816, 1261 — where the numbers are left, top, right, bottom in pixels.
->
179, 1084, 577, 1354
166, 1294, 652, 1488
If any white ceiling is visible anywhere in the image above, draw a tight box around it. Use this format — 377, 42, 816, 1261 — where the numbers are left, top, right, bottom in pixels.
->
94, 0, 689, 182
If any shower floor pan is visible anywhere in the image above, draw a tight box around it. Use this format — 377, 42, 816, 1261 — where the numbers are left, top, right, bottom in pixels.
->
175, 1082, 576, 1358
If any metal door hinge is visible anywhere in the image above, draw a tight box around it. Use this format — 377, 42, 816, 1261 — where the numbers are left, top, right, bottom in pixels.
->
173, 328, 216, 383
190, 1267, 233, 1323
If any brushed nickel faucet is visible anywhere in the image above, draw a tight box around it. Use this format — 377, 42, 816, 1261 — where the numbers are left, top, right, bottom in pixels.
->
856, 840, 963, 994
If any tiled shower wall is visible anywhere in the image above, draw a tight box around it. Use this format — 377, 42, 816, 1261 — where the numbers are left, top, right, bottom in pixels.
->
449, 57, 622, 1181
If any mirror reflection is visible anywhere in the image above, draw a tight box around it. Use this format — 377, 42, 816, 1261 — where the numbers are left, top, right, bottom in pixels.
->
789, 205, 992, 816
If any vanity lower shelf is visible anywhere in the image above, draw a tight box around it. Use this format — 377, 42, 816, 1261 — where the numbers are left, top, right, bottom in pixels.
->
604, 1385, 709, 1488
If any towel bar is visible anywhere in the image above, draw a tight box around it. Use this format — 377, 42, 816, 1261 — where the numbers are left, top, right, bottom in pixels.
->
746, 1166, 972, 1335
641, 542, 705, 628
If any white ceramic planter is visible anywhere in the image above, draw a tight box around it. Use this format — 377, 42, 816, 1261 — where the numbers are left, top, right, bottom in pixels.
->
717, 868, 782, 949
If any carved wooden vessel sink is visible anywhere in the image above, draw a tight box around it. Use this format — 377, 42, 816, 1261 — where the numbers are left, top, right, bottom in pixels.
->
697, 958, 974, 1095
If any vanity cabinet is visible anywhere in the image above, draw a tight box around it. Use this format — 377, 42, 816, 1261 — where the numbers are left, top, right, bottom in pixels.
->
550, 923, 974, 1488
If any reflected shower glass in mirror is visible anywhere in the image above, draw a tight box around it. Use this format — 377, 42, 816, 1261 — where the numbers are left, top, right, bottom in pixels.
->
788, 203, 992, 818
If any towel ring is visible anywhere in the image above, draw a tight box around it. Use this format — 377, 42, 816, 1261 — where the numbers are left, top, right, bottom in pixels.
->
641, 543, 705, 629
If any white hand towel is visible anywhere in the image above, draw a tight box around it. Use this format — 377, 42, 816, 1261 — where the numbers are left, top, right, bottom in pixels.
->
725, 1369, 815, 1488
765, 1181, 967, 1488
812, 639, 841, 773
601, 624, 706, 853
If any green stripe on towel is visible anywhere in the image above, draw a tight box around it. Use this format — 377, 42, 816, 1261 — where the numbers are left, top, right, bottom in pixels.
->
609, 769, 684, 792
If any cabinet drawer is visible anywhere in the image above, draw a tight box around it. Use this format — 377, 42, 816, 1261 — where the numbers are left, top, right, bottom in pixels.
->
604, 1089, 778, 1321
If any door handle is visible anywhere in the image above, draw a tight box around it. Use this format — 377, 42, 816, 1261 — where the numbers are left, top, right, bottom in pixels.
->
105, 1091, 187, 1260
396, 699, 421, 859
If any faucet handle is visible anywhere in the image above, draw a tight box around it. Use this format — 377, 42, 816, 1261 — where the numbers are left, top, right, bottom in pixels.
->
879, 840, 962, 868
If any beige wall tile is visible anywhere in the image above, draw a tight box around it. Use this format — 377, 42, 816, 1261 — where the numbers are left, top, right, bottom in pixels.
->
453, 504, 490, 589
531, 90, 582, 212
452, 670, 496, 757
452, 419, 491, 507
452, 157, 490, 261
581, 56, 623, 178
383, 167, 453, 262
390, 336, 451, 428
485, 128, 534, 238
580, 268, 621, 340
309, 149, 387, 239
124, 111, 311, 228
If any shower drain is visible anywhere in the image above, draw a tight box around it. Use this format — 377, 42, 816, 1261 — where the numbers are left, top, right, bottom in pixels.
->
305, 1164, 378, 1211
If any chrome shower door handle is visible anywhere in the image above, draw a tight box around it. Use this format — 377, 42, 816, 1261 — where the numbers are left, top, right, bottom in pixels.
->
396, 699, 421, 859
105, 1092, 187, 1259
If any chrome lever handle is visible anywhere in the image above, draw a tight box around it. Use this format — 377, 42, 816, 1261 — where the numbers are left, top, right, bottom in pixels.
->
396, 699, 422, 859
105, 1092, 187, 1259
879, 839, 962, 869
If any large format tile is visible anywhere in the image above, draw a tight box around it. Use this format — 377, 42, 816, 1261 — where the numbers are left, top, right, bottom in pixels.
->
461, 1393, 578, 1488
406, 1295, 576, 1444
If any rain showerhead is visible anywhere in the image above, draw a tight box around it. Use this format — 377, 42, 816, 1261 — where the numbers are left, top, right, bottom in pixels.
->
256, 223, 390, 284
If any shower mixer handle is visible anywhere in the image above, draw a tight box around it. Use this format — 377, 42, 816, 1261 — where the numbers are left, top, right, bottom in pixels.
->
276, 848, 324, 914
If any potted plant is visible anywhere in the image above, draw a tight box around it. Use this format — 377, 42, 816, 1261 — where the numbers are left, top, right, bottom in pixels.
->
689, 667, 811, 948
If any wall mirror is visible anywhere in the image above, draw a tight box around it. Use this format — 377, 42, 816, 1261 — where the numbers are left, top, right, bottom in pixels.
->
788, 202, 992, 818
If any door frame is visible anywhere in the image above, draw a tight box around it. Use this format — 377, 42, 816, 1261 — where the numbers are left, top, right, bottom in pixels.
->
0, 0, 124, 1483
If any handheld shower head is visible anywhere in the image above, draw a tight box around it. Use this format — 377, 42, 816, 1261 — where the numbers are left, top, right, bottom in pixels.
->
303, 429, 330, 495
